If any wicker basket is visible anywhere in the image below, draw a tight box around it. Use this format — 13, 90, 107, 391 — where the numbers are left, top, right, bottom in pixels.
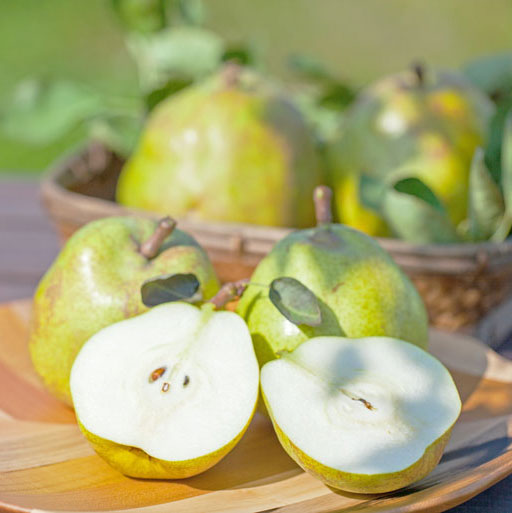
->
40, 144, 512, 332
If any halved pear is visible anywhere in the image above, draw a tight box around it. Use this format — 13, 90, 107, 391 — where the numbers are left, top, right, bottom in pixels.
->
261, 336, 461, 493
70, 302, 259, 479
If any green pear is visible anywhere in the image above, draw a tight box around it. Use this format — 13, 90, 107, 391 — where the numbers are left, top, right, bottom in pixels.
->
30, 216, 219, 405
116, 64, 321, 227
327, 65, 494, 235
236, 186, 428, 368
261, 336, 461, 493
70, 291, 259, 478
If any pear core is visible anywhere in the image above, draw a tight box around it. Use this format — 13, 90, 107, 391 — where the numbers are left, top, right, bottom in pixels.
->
261, 336, 461, 493
71, 302, 259, 478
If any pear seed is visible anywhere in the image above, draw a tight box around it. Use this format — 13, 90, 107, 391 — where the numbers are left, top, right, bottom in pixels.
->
149, 367, 166, 383
183, 375, 190, 387
161, 382, 170, 392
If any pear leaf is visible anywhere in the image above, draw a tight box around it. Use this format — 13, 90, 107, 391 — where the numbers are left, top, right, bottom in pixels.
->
484, 96, 512, 184
0, 80, 103, 144
468, 147, 505, 240
127, 27, 224, 93
269, 277, 322, 327
359, 174, 387, 213
89, 114, 142, 157
288, 54, 334, 82
141, 273, 201, 307
111, 0, 167, 34
501, 111, 512, 211
463, 53, 512, 98
177, 0, 205, 26
383, 177, 460, 244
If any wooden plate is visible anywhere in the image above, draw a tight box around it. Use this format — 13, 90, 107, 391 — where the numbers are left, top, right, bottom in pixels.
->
0, 300, 511, 513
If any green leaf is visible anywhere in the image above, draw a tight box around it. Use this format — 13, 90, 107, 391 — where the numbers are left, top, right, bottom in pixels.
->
222, 44, 255, 67
269, 277, 322, 327
359, 174, 387, 213
383, 177, 460, 244
145, 77, 192, 111
0, 80, 103, 145
468, 147, 505, 240
111, 0, 167, 34
288, 54, 334, 82
141, 273, 200, 307
484, 95, 512, 183
501, 111, 512, 210
89, 114, 142, 157
177, 0, 205, 26
127, 27, 224, 93
463, 53, 512, 98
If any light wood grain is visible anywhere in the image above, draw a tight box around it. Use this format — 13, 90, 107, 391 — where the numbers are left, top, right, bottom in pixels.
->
0, 300, 511, 513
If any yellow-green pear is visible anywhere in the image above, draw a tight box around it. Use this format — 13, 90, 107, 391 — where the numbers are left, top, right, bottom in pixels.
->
236, 186, 428, 368
261, 336, 461, 493
116, 64, 321, 227
71, 298, 259, 478
30, 216, 219, 405
327, 66, 494, 235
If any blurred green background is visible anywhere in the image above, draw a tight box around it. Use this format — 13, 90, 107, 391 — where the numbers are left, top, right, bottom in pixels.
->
1, 0, 511, 174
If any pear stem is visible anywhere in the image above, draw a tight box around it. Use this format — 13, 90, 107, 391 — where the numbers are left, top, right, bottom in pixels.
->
412, 62, 425, 86
140, 216, 176, 259
209, 279, 250, 309
313, 185, 333, 226
222, 61, 241, 88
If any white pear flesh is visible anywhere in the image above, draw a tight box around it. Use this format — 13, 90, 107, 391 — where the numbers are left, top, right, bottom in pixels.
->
261, 336, 461, 493
70, 302, 259, 479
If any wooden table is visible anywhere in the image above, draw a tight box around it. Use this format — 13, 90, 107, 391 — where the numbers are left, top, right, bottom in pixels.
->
0, 178, 511, 513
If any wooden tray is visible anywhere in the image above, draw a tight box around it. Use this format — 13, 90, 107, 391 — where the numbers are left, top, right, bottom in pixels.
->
0, 300, 511, 513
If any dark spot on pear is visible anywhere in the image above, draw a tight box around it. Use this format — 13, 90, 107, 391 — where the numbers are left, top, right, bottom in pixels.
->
183, 375, 190, 387
162, 382, 170, 392
332, 282, 344, 293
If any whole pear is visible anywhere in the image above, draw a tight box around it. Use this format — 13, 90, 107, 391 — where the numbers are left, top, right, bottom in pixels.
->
30, 216, 219, 405
327, 66, 494, 235
236, 186, 428, 368
116, 64, 321, 227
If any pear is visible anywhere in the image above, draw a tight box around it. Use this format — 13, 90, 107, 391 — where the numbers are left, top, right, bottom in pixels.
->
116, 64, 321, 227
236, 186, 428, 368
30, 216, 219, 405
328, 65, 494, 235
261, 336, 461, 493
70, 296, 259, 478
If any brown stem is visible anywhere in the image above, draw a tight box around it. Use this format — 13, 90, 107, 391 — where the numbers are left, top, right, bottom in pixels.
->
209, 279, 250, 309
411, 62, 425, 86
139, 216, 176, 259
313, 185, 333, 225
222, 61, 242, 88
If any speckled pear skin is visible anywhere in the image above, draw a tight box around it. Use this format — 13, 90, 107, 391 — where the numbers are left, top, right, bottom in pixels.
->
76, 413, 253, 479
328, 69, 494, 236
29, 217, 219, 405
236, 224, 428, 367
116, 68, 321, 227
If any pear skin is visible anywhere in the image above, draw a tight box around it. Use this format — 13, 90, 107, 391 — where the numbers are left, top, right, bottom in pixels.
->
30, 217, 219, 405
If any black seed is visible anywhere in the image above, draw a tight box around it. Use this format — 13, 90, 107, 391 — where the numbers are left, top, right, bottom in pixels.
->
183, 375, 190, 387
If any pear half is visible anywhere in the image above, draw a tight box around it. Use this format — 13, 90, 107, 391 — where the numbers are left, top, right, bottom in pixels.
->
70, 302, 259, 479
261, 337, 461, 493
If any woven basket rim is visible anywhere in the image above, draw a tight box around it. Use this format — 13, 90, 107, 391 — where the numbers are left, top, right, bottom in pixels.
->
40, 145, 512, 274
